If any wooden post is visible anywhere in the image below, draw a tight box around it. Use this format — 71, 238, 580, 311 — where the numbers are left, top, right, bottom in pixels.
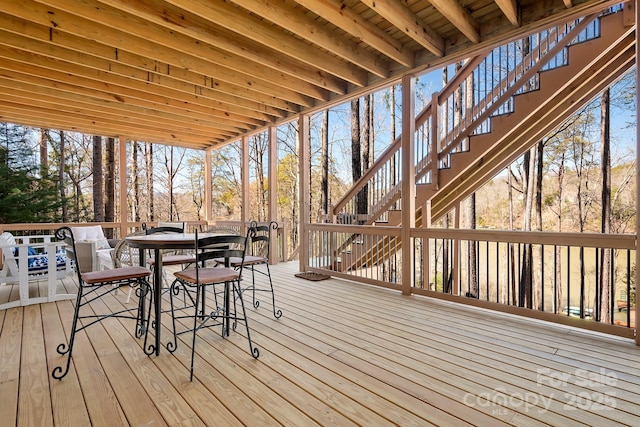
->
118, 137, 128, 238
241, 136, 250, 234
423, 200, 431, 290
299, 114, 310, 272
268, 126, 278, 264
430, 93, 439, 191
401, 75, 416, 295
204, 149, 212, 225
635, 0, 639, 346
453, 204, 460, 295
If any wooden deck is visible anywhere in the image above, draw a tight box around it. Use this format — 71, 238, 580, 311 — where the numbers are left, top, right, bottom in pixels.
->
1, 261, 640, 426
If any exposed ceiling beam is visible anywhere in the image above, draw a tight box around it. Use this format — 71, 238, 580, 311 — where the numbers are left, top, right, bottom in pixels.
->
98, 0, 362, 88
430, 0, 481, 43
10, 0, 334, 101
494, 0, 520, 27
203, 0, 390, 78
292, 0, 415, 67
359, 0, 445, 57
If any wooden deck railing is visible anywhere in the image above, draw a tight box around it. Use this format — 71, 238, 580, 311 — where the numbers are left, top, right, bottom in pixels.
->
303, 223, 637, 339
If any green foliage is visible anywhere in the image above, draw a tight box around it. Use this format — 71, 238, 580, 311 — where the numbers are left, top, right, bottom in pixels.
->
0, 124, 61, 223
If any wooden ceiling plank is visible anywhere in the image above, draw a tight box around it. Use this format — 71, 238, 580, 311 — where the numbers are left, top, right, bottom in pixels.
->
0, 13, 305, 112
0, 83, 244, 138
0, 104, 222, 149
0, 64, 266, 132
97, 0, 356, 90
429, 0, 481, 43
6, 0, 330, 102
224, 0, 389, 78
359, 0, 445, 56
564, 1, 574, 8
0, 47, 280, 124
0, 92, 233, 140
0, 30, 295, 119
494, 0, 520, 26
0, 78, 243, 132
293, 0, 414, 67
96, 0, 356, 93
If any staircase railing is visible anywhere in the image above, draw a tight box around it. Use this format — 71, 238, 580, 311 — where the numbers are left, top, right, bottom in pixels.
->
333, 11, 607, 225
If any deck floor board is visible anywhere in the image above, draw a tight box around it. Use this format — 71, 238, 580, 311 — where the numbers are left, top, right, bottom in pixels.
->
1, 261, 639, 426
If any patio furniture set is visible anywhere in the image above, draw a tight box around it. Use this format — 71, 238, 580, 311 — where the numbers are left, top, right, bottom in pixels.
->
0, 222, 281, 381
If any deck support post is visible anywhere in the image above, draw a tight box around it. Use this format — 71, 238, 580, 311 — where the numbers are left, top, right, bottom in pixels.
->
204, 149, 212, 225
401, 74, 416, 295
118, 136, 128, 238
299, 114, 310, 272
635, 0, 639, 345
241, 136, 250, 235
268, 125, 278, 264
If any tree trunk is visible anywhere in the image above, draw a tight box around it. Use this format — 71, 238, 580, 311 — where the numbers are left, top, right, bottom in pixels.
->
92, 135, 104, 222
508, 167, 516, 305
59, 130, 67, 222
535, 140, 544, 310
132, 140, 140, 222
320, 110, 329, 217
39, 129, 48, 173
519, 148, 536, 308
145, 143, 154, 221
555, 153, 565, 312
351, 99, 364, 219
362, 94, 371, 214
599, 88, 611, 323
104, 137, 115, 238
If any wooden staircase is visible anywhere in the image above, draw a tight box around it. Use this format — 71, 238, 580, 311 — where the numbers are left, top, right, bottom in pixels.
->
333, 10, 634, 271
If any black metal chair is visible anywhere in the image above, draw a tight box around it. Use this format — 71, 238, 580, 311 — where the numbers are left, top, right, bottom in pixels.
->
51, 226, 152, 380
215, 221, 282, 319
166, 231, 259, 381
144, 225, 196, 276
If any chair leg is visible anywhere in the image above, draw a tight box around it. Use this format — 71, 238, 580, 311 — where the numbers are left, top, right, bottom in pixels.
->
189, 283, 202, 381
51, 289, 84, 380
134, 278, 150, 339
232, 279, 260, 359
166, 279, 181, 354
263, 263, 282, 319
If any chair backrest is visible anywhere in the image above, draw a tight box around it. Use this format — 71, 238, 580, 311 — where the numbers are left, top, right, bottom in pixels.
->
205, 226, 240, 236
56, 226, 84, 285
157, 221, 186, 232
69, 225, 110, 249
146, 226, 184, 235
0, 232, 18, 277
111, 230, 146, 268
194, 232, 249, 281
247, 221, 278, 258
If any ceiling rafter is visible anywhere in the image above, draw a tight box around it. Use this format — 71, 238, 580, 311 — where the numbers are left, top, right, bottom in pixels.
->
359, 0, 445, 57
98, 0, 358, 90
292, 0, 415, 67
429, 0, 481, 43
226, 0, 390, 78
494, 0, 520, 27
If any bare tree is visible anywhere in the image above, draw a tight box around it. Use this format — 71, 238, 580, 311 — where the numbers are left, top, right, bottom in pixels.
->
351, 98, 365, 218
92, 135, 104, 222
599, 88, 611, 323
131, 140, 141, 222
145, 142, 154, 221
59, 130, 68, 222
39, 129, 48, 173
320, 110, 329, 217
104, 137, 115, 238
